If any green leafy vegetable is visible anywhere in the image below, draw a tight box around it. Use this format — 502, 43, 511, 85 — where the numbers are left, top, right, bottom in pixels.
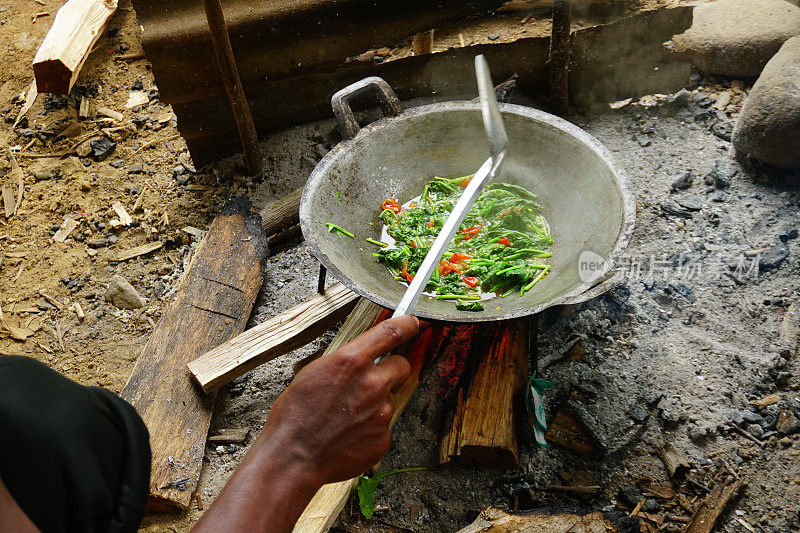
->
325, 222, 354, 238
357, 467, 426, 519
365, 238, 388, 247
374, 176, 553, 310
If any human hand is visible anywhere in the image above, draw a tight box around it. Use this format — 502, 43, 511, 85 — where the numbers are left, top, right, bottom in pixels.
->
258, 315, 419, 487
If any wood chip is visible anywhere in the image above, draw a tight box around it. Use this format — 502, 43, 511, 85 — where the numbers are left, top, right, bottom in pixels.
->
207, 428, 250, 443
112, 241, 163, 262
125, 90, 149, 109
181, 226, 205, 238
38, 290, 65, 310
5, 251, 27, 258
3, 146, 25, 217
79, 97, 90, 118
0, 307, 34, 341
132, 187, 146, 213
2, 186, 17, 217
97, 106, 124, 121
53, 218, 78, 242
13, 81, 38, 128
74, 302, 84, 321
112, 201, 133, 226
750, 394, 781, 408
683, 479, 745, 533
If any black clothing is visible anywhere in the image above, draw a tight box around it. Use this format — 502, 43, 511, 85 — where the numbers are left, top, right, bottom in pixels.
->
0, 356, 150, 533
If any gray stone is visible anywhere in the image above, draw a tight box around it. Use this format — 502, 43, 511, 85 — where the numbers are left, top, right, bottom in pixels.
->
672, 0, 800, 77
104, 275, 145, 309
759, 243, 789, 271
733, 36, 800, 169
670, 171, 693, 191
688, 423, 716, 442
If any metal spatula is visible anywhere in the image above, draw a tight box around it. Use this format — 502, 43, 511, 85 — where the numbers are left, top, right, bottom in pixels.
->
392, 55, 509, 318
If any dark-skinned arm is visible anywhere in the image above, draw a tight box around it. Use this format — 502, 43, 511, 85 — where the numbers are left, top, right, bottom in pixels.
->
192, 315, 419, 533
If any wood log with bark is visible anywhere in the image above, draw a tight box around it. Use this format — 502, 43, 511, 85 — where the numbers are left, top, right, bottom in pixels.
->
439, 319, 530, 467
120, 198, 267, 511
33, 0, 118, 94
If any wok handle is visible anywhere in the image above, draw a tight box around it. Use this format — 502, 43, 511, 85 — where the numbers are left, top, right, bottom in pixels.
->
558, 271, 623, 306
331, 76, 403, 140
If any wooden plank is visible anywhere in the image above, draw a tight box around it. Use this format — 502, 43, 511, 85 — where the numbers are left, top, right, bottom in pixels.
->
120, 198, 267, 511
33, 0, 118, 94
188, 282, 360, 393
112, 241, 164, 262
293, 321, 451, 533
439, 320, 528, 467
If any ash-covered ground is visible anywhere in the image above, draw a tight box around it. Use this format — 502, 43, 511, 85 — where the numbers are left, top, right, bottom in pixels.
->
157, 83, 800, 532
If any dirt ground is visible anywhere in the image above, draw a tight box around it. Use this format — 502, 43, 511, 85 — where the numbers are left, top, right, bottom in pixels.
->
1, 0, 799, 532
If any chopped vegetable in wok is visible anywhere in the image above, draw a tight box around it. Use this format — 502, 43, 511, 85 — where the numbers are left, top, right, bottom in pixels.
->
374, 175, 553, 311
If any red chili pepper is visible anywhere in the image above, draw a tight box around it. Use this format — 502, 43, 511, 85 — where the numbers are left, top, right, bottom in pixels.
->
459, 225, 482, 240
498, 237, 511, 246
401, 261, 414, 283
460, 176, 472, 189
381, 198, 401, 214
410, 242, 416, 248
438, 259, 462, 276
461, 276, 480, 288
449, 252, 470, 263
426, 220, 434, 227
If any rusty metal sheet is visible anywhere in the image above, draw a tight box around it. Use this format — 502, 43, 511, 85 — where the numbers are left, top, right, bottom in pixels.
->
133, 2, 691, 165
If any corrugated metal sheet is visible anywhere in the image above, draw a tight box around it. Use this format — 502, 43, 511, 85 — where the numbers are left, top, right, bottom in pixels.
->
131, 2, 692, 165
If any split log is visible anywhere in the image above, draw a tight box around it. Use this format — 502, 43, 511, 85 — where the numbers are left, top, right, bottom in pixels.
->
457, 506, 638, 533
412, 30, 434, 55
120, 198, 267, 511
33, 0, 118, 94
439, 319, 530, 468
683, 479, 745, 533
188, 282, 359, 393
293, 319, 450, 533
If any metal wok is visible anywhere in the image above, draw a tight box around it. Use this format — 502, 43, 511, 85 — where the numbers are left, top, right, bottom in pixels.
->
300, 77, 635, 322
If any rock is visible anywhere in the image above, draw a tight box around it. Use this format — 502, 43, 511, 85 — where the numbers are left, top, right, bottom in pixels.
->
759, 243, 789, 271
642, 499, 659, 513
618, 486, 643, 507
90, 136, 117, 161
488, 33, 499, 41
128, 163, 143, 174
779, 436, 793, 446
104, 275, 145, 309
688, 423, 716, 442
711, 121, 733, 141
776, 409, 800, 434
661, 202, 693, 218
733, 36, 800, 169
746, 423, 764, 438
675, 195, 703, 211
779, 229, 799, 243
109, 159, 124, 168
704, 160, 737, 188
132, 114, 148, 126
671, 0, 800, 77
670, 171, 693, 191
